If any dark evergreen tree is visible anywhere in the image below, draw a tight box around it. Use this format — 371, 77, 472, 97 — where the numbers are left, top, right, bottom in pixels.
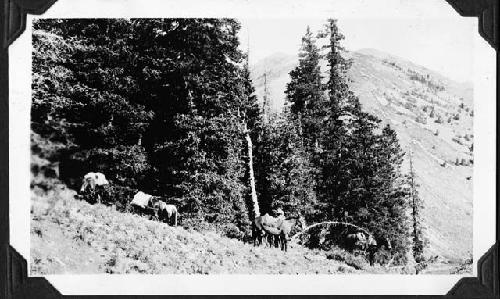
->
253, 112, 316, 218
280, 19, 412, 263
370, 125, 412, 262
285, 26, 326, 150
33, 19, 153, 189
314, 19, 353, 221
261, 72, 272, 124
32, 18, 259, 236
408, 151, 428, 271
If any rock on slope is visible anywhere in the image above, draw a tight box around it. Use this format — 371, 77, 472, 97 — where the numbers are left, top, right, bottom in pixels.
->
250, 49, 473, 262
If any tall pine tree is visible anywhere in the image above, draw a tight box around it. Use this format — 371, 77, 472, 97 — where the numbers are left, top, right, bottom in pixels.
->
408, 150, 428, 271
285, 26, 326, 151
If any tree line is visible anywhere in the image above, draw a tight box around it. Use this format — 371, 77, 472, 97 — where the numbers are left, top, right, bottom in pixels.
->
32, 18, 426, 266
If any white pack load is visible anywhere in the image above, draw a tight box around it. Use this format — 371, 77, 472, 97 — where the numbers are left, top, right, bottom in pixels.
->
131, 191, 153, 208
80, 172, 109, 192
84, 172, 109, 185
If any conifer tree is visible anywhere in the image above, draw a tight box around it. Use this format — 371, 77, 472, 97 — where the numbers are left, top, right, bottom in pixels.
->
281, 20, 412, 263
285, 27, 326, 150
253, 112, 316, 218
371, 125, 412, 261
262, 72, 272, 123
33, 19, 154, 188
408, 151, 428, 271
314, 19, 353, 221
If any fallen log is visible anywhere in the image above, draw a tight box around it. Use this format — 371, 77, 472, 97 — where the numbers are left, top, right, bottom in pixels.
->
290, 221, 373, 241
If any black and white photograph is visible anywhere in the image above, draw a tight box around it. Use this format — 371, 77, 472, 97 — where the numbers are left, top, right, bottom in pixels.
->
6, 0, 497, 295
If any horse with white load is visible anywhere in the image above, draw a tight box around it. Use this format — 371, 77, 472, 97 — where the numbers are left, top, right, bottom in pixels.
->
131, 191, 178, 226
79, 172, 109, 204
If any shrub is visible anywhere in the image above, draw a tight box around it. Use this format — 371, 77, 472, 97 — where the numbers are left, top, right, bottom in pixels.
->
100, 185, 138, 212
415, 114, 427, 124
182, 216, 217, 233
450, 255, 473, 274
222, 223, 243, 240
326, 247, 369, 270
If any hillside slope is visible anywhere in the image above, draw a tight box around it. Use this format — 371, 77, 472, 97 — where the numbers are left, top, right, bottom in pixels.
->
31, 184, 369, 275
250, 49, 473, 262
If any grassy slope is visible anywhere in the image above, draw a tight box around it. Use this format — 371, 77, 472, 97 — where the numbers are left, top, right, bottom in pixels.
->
31, 184, 370, 275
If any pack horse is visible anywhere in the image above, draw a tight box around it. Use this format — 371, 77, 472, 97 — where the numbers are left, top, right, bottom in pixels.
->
79, 172, 109, 203
154, 201, 178, 226
131, 191, 178, 226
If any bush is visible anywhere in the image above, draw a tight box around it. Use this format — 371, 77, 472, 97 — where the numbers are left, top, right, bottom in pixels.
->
221, 223, 243, 240
100, 185, 138, 212
326, 247, 369, 270
181, 216, 217, 233
415, 115, 427, 124
450, 255, 473, 274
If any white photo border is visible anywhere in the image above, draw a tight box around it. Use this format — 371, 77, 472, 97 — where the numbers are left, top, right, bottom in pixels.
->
8, 0, 496, 295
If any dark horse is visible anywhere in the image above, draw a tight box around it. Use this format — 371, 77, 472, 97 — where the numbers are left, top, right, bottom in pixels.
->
344, 231, 392, 266
366, 235, 392, 266
253, 214, 273, 247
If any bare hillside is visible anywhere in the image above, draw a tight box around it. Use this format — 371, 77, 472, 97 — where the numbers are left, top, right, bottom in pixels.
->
250, 49, 473, 262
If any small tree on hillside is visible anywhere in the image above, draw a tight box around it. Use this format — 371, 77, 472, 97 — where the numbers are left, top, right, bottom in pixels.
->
408, 152, 428, 273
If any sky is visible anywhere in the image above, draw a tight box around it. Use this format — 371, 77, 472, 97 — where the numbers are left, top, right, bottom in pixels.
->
36, 0, 477, 83
239, 18, 475, 83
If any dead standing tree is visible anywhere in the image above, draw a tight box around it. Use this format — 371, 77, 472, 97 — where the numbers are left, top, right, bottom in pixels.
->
244, 122, 260, 218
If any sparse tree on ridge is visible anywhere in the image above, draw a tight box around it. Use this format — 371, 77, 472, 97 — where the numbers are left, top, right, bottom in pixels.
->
408, 152, 428, 273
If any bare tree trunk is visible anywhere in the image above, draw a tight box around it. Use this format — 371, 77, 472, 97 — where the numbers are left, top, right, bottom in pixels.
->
245, 127, 260, 218
290, 221, 373, 241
